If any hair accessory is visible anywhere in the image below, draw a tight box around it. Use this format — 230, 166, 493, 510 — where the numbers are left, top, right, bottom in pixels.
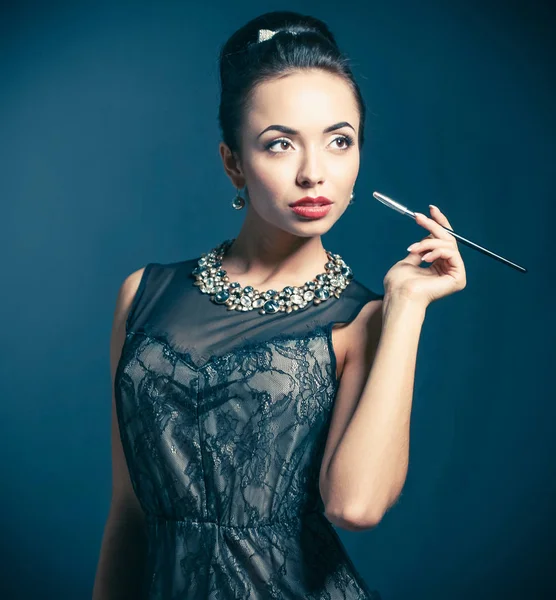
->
257, 28, 299, 43
257, 28, 276, 42
191, 239, 353, 315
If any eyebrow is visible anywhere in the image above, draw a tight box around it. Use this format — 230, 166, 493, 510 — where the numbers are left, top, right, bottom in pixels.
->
256, 121, 355, 139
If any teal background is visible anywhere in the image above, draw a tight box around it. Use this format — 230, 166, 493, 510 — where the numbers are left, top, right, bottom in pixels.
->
1, 0, 554, 598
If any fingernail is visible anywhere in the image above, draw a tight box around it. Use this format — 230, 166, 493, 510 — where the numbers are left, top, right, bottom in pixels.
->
429, 204, 438, 210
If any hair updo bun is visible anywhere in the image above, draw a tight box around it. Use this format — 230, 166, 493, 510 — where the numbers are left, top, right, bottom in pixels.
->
218, 11, 367, 157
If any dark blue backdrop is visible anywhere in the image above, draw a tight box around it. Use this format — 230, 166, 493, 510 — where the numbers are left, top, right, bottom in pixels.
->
1, 0, 554, 598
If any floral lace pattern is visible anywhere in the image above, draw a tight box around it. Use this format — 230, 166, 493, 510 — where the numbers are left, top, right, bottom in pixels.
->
114, 260, 383, 599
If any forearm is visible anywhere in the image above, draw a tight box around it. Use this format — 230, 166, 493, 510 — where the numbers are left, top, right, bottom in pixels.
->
325, 293, 427, 526
92, 507, 148, 600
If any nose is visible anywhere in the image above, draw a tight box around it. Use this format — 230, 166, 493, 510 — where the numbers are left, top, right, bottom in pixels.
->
296, 146, 325, 188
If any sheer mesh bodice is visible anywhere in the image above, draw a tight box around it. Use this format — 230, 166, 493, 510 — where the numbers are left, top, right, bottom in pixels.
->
114, 257, 384, 599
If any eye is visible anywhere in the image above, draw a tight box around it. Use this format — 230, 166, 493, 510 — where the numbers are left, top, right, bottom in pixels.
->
331, 134, 355, 149
264, 134, 355, 154
265, 138, 293, 153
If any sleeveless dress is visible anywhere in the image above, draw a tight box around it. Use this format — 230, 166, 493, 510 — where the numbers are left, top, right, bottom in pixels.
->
114, 257, 384, 599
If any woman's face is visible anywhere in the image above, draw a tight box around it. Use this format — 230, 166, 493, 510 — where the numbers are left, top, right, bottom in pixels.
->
224, 69, 361, 237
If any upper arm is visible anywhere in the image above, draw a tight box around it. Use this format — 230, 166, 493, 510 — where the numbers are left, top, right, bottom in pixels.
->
109, 266, 148, 517
319, 299, 383, 506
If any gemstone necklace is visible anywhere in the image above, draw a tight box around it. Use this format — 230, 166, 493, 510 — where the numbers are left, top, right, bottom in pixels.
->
191, 238, 354, 315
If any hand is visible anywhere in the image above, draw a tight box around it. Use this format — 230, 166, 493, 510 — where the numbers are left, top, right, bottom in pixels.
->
383, 204, 467, 308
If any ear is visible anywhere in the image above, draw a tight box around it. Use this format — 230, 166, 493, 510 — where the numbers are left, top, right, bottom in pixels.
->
219, 142, 245, 189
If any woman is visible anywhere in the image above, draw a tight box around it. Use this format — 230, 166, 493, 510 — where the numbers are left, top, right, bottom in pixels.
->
93, 10, 466, 600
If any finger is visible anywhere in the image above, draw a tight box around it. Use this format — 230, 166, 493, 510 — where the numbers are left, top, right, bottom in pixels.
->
404, 249, 429, 267
404, 242, 436, 266
421, 246, 464, 268
415, 210, 455, 243
428, 204, 454, 232
407, 239, 453, 253
428, 205, 453, 230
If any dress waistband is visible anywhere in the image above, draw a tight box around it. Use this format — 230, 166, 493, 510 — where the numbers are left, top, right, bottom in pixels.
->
145, 510, 322, 529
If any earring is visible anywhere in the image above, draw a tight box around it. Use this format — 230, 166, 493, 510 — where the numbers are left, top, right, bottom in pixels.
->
232, 187, 245, 210
348, 189, 355, 205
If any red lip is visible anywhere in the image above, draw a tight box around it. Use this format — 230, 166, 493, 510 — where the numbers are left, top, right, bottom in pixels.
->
289, 196, 333, 207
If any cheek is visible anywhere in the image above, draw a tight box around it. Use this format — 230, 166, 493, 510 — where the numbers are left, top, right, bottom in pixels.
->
248, 157, 292, 193
324, 157, 359, 187
246, 150, 360, 194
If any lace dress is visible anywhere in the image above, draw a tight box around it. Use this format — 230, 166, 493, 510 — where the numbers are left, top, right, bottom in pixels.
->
114, 257, 384, 599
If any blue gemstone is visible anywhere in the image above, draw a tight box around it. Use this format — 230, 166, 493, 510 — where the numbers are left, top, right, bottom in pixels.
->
214, 290, 230, 304
263, 299, 280, 313
315, 287, 330, 300
341, 266, 353, 280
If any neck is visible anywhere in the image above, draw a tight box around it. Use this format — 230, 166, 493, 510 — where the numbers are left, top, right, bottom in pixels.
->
221, 206, 330, 290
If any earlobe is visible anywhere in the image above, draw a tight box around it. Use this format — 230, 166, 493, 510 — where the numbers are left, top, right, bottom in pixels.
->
219, 142, 245, 188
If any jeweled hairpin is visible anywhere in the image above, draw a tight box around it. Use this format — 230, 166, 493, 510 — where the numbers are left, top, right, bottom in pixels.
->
257, 28, 299, 43
258, 29, 276, 42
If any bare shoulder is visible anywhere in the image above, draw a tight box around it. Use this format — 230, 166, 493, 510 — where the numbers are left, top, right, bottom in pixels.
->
346, 298, 383, 354
113, 266, 148, 323
319, 296, 383, 507
108, 265, 149, 517
349, 296, 383, 330
334, 297, 383, 371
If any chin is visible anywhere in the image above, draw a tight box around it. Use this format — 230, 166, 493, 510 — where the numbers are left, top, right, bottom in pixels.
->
289, 219, 336, 236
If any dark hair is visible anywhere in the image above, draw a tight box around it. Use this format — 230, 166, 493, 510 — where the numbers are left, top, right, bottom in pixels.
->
218, 11, 367, 158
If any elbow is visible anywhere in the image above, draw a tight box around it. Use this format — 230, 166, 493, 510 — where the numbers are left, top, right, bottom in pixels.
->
320, 472, 405, 531
320, 480, 388, 531
324, 502, 385, 531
